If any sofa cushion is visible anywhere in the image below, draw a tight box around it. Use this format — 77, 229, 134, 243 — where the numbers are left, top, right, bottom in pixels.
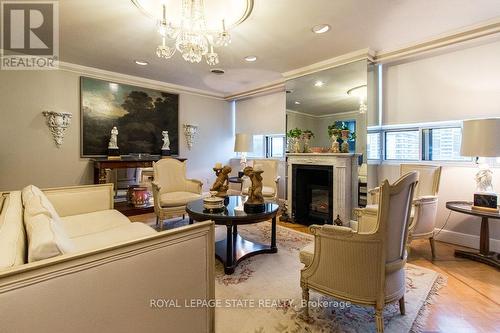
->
160, 191, 202, 207
22, 185, 60, 220
60, 209, 131, 238
24, 212, 75, 263
71, 223, 156, 252
0, 192, 26, 270
299, 243, 315, 267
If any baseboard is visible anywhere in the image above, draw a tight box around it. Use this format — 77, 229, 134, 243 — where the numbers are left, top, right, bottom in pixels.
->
433, 228, 500, 253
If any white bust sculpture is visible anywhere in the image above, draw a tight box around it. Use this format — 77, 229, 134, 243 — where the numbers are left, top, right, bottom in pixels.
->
108, 126, 119, 149
475, 167, 494, 193
162, 130, 170, 150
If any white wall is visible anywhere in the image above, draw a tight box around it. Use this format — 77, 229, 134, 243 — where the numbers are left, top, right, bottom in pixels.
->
0, 69, 233, 191
235, 91, 286, 135
378, 39, 500, 250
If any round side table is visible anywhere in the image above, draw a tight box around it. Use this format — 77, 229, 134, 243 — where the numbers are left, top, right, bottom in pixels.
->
446, 201, 499, 269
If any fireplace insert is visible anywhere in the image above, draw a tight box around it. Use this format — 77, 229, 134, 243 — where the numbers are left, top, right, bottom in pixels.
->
292, 164, 333, 225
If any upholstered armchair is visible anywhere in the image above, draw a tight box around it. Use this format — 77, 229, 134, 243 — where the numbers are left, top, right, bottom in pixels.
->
361, 164, 442, 258
299, 172, 418, 333
152, 158, 203, 230
241, 159, 280, 202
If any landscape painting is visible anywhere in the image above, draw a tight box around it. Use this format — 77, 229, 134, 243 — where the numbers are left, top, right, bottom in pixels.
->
80, 77, 179, 157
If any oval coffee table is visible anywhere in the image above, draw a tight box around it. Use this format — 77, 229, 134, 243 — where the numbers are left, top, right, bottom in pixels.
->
186, 196, 279, 274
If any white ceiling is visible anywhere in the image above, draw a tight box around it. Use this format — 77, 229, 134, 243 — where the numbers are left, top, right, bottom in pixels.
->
60, 0, 500, 95
285, 60, 367, 115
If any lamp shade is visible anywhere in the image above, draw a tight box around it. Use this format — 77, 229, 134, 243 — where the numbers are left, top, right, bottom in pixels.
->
461, 118, 500, 157
234, 133, 253, 153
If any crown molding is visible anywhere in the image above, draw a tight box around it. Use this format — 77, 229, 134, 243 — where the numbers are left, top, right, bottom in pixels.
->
226, 49, 374, 101
224, 80, 286, 101
58, 61, 225, 100
374, 17, 500, 63
286, 109, 360, 119
283, 48, 375, 81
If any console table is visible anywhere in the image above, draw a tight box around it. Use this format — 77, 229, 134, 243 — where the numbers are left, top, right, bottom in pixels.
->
92, 156, 187, 216
92, 156, 186, 184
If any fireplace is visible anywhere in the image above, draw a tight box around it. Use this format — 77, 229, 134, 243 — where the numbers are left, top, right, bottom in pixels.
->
292, 164, 333, 225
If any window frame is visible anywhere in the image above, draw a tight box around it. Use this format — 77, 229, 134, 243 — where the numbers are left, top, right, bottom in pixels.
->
383, 129, 421, 161
368, 121, 481, 166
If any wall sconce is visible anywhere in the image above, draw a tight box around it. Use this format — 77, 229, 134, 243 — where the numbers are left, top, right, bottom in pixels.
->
42, 111, 72, 148
183, 124, 198, 150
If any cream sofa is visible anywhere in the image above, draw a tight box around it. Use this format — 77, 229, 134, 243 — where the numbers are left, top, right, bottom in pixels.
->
0, 183, 215, 333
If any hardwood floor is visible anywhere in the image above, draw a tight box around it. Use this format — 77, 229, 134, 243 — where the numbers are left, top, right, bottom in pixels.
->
131, 213, 500, 332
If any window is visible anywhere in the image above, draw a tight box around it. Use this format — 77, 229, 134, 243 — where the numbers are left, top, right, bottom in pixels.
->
385, 130, 419, 160
367, 132, 381, 160
422, 127, 470, 161
244, 134, 285, 158
247, 135, 265, 157
266, 135, 285, 158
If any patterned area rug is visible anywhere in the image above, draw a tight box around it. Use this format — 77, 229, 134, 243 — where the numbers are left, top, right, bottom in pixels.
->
214, 223, 445, 333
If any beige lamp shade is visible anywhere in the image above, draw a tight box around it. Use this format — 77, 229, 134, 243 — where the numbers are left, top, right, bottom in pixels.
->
234, 133, 254, 152
461, 118, 500, 157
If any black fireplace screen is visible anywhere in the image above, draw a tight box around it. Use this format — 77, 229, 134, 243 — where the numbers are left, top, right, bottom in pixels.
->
292, 164, 333, 225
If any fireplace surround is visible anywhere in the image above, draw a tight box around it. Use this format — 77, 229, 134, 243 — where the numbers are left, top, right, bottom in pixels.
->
287, 153, 359, 226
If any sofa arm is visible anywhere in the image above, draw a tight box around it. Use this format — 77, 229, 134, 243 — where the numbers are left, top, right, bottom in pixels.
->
0, 221, 215, 333
43, 184, 114, 217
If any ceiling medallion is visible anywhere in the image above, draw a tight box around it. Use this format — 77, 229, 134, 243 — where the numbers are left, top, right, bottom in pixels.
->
132, 0, 253, 66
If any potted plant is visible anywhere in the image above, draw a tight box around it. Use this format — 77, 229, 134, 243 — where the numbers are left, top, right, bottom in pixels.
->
287, 128, 302, 153
301, 129, 314, 153
328, 122, 356, 153
327, 125, 341, 153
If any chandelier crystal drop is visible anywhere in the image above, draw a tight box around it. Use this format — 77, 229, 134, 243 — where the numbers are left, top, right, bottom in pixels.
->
156, 0, 231, 66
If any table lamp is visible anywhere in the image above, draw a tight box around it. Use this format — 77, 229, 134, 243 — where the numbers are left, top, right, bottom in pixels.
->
461, 118, 500, 212
234, 133, 254, 174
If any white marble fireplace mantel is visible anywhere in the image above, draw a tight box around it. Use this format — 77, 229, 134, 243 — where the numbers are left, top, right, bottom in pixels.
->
286, 153, 360, 225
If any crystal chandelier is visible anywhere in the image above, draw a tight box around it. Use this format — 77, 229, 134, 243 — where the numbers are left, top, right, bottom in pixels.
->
156, 0, 232, 66
347, 85, 368, 114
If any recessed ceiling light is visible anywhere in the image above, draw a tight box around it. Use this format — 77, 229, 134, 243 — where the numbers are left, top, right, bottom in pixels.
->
312, 24, 331, 34
134, 60, 149, 66
210, 68, 225, 75
294, 101, 301, 105
244, 55, 257, 62
314, 80, 324, 87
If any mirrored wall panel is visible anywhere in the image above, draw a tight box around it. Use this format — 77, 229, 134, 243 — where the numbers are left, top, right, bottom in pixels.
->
285, 59, 372, 215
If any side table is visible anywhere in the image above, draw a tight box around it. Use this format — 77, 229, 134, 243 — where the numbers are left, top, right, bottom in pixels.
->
446, 201, 499, 269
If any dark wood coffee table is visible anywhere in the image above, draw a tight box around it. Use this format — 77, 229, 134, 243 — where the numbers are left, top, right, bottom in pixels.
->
446, 201, 500, 269
186, 196, 279, 274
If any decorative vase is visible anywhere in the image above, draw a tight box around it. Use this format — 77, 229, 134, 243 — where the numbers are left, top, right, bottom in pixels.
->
289, 137, 301, 153
341, 129, 350, 153
131, 187, 151, 208
330, 134, 340, 153
302, 133, 313, 153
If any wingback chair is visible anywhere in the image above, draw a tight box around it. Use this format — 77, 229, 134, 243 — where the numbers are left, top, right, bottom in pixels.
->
362, 164, 442, 258
241, 159, 280, 202
299, 172, 418, 333
152, 159, 203, 230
